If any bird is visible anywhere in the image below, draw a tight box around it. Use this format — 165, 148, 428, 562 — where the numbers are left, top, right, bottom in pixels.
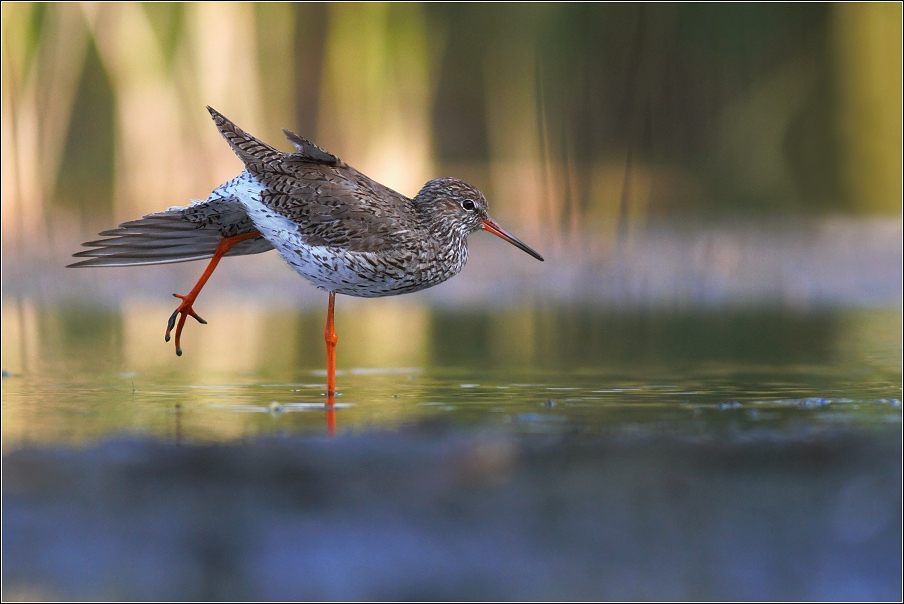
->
69, 106, 544, 397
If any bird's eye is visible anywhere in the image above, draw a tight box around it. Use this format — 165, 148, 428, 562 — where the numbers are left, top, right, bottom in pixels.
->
462, 200, 476, 211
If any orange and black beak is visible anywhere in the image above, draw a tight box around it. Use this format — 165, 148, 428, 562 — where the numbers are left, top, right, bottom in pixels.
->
480, 219, 544, 261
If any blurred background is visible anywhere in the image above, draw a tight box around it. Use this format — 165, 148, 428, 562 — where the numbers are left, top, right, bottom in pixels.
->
2, 0, 902, 412
2, 4, 902, 600
2, 2, 902, 404
1, 3, 901, 378
2, 3, 901, 237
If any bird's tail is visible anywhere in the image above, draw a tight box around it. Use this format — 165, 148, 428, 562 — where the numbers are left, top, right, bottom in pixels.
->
67, 208, 272, 268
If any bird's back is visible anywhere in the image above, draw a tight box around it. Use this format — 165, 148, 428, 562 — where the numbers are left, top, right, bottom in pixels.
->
209, 107, 427, 255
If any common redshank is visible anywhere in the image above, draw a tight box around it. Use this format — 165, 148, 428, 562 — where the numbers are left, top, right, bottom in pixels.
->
69, 107, 544, 396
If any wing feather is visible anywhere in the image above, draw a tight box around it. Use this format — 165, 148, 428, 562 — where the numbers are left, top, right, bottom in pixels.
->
68, 203, 272, 268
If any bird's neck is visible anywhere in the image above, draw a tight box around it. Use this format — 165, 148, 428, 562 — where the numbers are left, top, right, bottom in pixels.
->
424, 217, 469, 270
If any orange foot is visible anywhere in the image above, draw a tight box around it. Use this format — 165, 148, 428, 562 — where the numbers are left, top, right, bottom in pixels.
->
164, 293, 207, 356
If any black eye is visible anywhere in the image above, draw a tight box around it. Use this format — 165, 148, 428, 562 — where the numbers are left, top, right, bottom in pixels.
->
462, 200, 476, 211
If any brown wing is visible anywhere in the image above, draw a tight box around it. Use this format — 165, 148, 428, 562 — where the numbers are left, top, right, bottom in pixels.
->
208, 106, 421, 253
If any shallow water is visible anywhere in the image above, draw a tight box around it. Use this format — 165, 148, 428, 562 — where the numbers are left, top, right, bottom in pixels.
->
2, 304, 902, 600
3, 306, 900, 446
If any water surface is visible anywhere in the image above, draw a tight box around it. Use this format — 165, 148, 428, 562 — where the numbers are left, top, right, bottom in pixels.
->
3, 304, 901, 600
3, 306, 900, 446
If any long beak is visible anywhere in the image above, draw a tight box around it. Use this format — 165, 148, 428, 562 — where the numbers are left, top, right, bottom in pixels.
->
480, 219, 544, 261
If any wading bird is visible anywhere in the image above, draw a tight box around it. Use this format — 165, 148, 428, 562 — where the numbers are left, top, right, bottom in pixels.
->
70, 107, 544, 398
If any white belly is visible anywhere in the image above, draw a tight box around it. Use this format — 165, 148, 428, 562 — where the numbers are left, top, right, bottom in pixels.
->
209, 171, 425, 296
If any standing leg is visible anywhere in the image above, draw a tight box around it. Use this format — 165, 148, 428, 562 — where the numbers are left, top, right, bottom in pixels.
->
325, 291, 338, 396
165, 230, 261, 355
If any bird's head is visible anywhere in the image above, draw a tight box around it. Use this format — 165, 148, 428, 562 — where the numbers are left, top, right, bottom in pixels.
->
413, 177, 544, 261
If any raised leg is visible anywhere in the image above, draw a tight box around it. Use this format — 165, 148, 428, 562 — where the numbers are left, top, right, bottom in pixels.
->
325, 291, 338, 396
164, 230, 261, 355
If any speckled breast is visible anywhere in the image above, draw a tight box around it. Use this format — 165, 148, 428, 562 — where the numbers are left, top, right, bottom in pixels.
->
210, 171, 469, 297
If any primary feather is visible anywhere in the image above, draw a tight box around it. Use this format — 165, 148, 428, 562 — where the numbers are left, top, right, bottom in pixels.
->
67, 201, 272, 268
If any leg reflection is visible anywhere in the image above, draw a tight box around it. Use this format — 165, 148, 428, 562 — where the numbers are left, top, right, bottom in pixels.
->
325, 392, 336, 436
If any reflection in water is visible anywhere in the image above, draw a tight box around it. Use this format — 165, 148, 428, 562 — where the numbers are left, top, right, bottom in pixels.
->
1, 302, 900, 449
326, 393, 336, 437
8, 299, 901, 377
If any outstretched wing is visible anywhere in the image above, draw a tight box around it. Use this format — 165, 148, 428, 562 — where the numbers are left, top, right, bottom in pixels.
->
68, 199, 272, 268
208, 107, 422, 253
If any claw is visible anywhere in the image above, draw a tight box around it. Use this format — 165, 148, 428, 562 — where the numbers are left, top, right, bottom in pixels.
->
166, 308, 179, 338
156, 231, 261, 358
164, 292, 205, 356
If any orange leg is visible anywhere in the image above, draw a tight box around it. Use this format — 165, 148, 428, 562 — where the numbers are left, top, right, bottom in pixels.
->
325, 292, 338, 435
324, 291, 338, 395
165, 230, 261, 356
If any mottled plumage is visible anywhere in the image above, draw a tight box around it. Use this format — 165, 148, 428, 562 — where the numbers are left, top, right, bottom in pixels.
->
70, 107, 542, 372
72, 107, 541, 297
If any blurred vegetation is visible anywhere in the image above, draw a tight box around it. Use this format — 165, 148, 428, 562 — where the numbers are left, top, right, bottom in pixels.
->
1, 3, 901, 248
